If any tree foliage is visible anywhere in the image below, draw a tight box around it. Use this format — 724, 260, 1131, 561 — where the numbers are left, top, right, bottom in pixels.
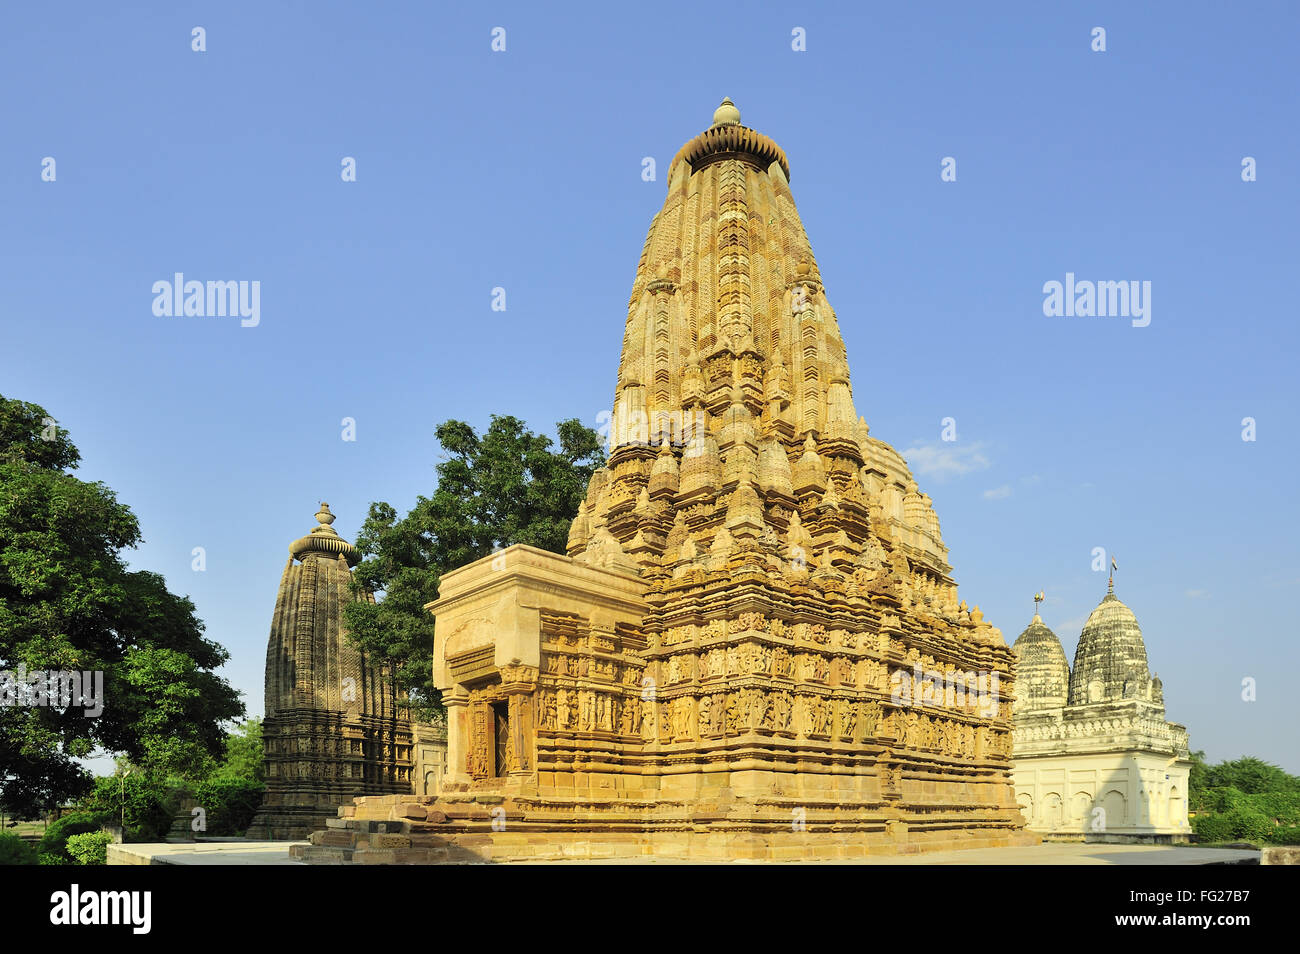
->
344, 416, 603, 720
213, 717, 263, 782
1189, 754, 1300, 845
193, 776, 264, 835
0, 830, 38, 865
0, 394, 244, 814
1202, 756, 1300, 796
78, 770, 174, 843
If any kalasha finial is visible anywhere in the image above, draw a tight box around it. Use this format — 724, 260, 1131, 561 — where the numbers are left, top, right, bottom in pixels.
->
315, 502, 335, 527
712, 97, 741, 126
1033, 590, 1045, 613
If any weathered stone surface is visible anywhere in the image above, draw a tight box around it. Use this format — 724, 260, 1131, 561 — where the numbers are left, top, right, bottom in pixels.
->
1262, 846, 1300, 865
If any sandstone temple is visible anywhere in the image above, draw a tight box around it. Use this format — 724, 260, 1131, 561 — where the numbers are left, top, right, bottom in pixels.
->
249, 504, 445, 839
1011, 581, 1191, 841
297, 99, 1036, 862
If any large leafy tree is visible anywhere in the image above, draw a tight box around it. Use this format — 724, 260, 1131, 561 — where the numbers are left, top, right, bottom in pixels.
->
0, 395, 243, 815
344, 415, 603, 721
1202, 756, 1300, 795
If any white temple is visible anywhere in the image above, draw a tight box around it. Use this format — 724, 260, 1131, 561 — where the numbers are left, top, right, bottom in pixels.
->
1010, 582, 1191, 842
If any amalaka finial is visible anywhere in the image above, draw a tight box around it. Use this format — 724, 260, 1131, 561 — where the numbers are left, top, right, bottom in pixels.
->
712, 97, 741, 126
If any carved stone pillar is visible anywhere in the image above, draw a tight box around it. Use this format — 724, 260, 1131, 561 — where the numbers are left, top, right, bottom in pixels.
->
467, 700, 492, 779
442, 688, 471, 787
500, 665, 539, 777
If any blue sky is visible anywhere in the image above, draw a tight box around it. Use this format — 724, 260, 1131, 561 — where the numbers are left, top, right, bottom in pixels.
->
2, 1, 1296, 772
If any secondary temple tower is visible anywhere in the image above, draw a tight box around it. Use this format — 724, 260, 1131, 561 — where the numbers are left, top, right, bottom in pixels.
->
248, 504, 416, 838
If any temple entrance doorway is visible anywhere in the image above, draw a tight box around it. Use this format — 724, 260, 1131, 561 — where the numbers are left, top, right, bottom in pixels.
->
493, 702, 510, 777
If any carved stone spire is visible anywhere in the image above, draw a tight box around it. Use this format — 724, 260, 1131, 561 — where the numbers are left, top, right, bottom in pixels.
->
250, 503, 413, 840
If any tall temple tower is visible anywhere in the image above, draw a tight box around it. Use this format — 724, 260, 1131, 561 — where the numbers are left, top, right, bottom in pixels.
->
301, 100, 1034, 861
1011, 580, 1191, 841
248, 504, 416, 839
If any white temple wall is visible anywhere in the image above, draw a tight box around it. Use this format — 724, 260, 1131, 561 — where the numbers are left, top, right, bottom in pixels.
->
1012, 750, 1190, 837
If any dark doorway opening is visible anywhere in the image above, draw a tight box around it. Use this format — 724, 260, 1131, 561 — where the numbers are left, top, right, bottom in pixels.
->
492, 701, 510, 777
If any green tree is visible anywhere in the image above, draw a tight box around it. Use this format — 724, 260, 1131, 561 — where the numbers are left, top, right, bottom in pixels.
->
78, 769, 174, 842
0, 395, 243, 815
1187, 749, 1209, 811
1203, 757, 1300, 795
213, 718, 263, 782
344, 416, 603, 720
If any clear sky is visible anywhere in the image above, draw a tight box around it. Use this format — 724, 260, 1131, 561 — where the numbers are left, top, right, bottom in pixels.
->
2, 1, 1296, 772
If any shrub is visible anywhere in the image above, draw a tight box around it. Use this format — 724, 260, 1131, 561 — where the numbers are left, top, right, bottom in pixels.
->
66, 831, 114, 865
1224, 809, 1273, 845
192, 778, 265, 836
1268, 825, 1300, 846
78, 774, 173, 842
0, 831, 38, 865
1192, 813, 1234, 843
38, 812, 108, 863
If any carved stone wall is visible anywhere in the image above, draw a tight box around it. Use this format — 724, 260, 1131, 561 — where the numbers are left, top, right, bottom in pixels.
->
428, 543, 1024, 848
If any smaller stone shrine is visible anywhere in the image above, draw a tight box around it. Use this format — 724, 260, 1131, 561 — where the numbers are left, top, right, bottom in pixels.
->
247, 504, 440, 840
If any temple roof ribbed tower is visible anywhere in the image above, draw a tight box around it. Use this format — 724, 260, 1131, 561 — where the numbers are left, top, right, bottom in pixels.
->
249, 503, 413, 839
1068, 580, 1155, 706
289, 502, 361, 567
1011, 612, 1070, 712
567, 99, 967, 615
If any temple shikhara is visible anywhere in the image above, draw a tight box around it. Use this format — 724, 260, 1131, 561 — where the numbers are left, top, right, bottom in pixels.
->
1011, 580, 1192, 841
249, 504, 443, 839
296, 99, 1035, 861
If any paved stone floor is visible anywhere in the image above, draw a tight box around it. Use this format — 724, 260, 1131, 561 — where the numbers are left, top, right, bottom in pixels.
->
108, 840, 309, 865
107, 840, 1260, 865
857, 844, 1259, 865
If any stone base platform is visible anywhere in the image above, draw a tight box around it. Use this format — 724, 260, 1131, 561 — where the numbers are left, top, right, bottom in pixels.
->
105, 839, 1262, 865
1040, 831, 1193, 845
292, 793, 1040, 864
